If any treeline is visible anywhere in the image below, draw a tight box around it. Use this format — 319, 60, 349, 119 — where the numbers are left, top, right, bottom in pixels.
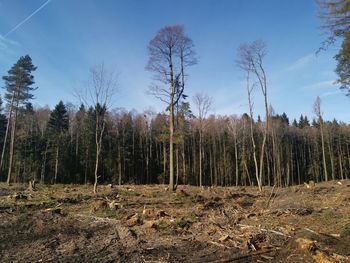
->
0, 98, 349, 187
2, 19, 350, 189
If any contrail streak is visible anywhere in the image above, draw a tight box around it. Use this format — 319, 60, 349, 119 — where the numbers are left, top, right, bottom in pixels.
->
4, 0, 52, 37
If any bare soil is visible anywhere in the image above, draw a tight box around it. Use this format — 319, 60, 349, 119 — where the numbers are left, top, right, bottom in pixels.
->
0, 181, 349, 263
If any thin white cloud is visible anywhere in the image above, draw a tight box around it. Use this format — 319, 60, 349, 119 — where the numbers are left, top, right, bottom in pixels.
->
0, 34, 20, 52
321, 90, 342, 97
4, 0, 52, 37
304, 80, 336, 90
285, 53, 315, 72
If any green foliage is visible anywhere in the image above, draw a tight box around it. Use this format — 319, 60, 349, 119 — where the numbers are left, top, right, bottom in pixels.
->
298, 115, 310, 129
2, 55, 37, 108
47, 101, 69, 135
272, 112, 290, 126
335, 32, 350, 94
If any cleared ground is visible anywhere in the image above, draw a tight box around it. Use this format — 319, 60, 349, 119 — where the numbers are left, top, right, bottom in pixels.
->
0, 180, 349, 263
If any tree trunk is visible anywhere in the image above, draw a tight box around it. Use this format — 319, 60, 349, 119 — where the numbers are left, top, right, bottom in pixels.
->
84, 148, 88, 184
249, 107, 260, 189
169, 111, 174, 190
175, 146, 179, 187
327, 134, 335, 180
199, 130, 203, 187
0, 94, 14, 171
338, 140, 344, 180
94, 146, 100, 193
234, 134, 239, 186
168, 49, 176, 191
7, 105, 18, 185
118, 144, 122, 185
54, 145, 59, 184
163, 142, 166, 184
41, 140, 49, 184
94, 114, 105, 194
320, 121, 328, 181
182, 140, 186, 184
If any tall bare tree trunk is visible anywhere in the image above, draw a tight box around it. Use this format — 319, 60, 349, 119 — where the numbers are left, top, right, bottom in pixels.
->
118, 144, 122, 185
0, 94, 14, 172
54, 145, 59, 184
94, 115, 105, 194
209, 145, 213, 186
234, 134, 239, 186
247, 75, 261, 191
258, 82, 269, 191
327, 134, 335, 180
41, 140, 49, 184
175, 146, 179, 187
163, 142, 166, 184
338, 140, 344, 180
182, 140, 186, 184
169, 58, 175, 191
314, 97, 328, 182
146, 137, 149, 184
169, 104, 174, 190
199, 131, 203, 187
320, 121, 328, 181
84, 148, 88, 185
7, 105, 18, 185
94, 146, 100, 193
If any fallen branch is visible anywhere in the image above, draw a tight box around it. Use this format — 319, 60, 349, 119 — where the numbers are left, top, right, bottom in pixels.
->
124, 201, 184, 207
237, 224, 291, 237
209, 241, 231, 249
74, 213, 121, 224
304, 227, 340, 239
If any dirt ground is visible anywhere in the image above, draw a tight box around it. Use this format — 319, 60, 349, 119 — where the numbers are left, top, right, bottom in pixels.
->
0, 180, 349, 263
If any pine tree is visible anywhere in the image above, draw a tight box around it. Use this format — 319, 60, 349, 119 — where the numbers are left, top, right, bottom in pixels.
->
292, 119, 298, 127
280, 112, 289, 126
47, 101, 69, 183
299, 115, 310, 129
1, 55, 37, 184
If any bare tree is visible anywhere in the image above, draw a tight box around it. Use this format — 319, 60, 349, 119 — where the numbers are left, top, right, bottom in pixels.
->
193, 93, 212, 187
237, 40, 269, 191
244, 71, 260, 190
228, 115, 240, 186
313, 96, 328, 181
80, 64, 118, 193
146, 25, 197, 191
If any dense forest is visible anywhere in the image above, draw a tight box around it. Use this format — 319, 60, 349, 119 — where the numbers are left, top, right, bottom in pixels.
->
0, 67, 349, 188
1, 0, 350, 191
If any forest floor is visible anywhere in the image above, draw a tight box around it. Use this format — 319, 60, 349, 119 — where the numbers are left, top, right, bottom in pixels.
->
0, 180, 349, 263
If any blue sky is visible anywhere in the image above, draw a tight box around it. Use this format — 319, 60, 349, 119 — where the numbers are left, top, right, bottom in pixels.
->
0, 0, 349, 122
